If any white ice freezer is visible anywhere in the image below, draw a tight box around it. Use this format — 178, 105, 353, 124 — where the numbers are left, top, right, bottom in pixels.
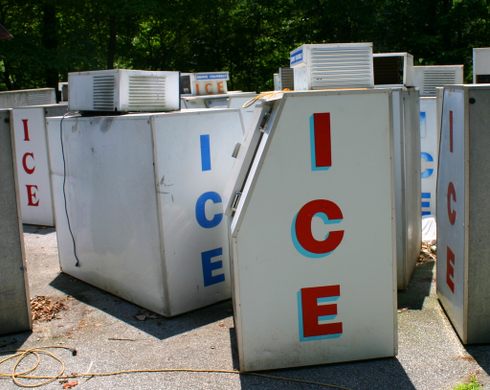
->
390, 88, 421, 289
437, 84, 490, 343
420, 97, 438, 218
47, 108, 245, 317
10, 104, 67, 226
225, 89, 397, 371
0, 109, 31, 335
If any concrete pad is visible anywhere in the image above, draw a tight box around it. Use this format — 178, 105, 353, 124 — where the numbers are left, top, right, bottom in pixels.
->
0, 228, 489, 389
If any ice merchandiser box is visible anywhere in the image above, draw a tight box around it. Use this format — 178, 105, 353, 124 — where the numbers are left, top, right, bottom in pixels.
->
420, 97, 438, 218
46, 108, 245, 316
437, 85, 490, 344
389, 87, 421, 289
0, 109, 32, 335
225, 89, 397, 371
11, 104, 67, 226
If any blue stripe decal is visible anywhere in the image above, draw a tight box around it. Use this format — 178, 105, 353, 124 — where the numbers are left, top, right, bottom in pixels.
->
200, 134, 211, 171
422, 211, 431, 216
421, 192, 431, 199
421, 202, 431, 208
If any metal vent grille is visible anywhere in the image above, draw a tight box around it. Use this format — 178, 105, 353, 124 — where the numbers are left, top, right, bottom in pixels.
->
93, 75, 115, 110
279, 67, 294, 90
25, 91, 54, 106
128, 76, 166, 110
310, 47, 373, 89
422, 70, 457, 96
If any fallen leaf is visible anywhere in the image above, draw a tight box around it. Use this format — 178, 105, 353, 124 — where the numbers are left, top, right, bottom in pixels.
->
62, 381, 78, 389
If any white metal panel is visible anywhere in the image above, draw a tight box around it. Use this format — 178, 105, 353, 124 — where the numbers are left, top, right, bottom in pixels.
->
151, 109, 244, 315
230, 90, 396, 371
47, 115, 169, 315
436, 87, 467, 341
11, 105, 67, 226
400, 88, 422, 288
386, 88, 421, 289
473, 47, 490, 83
420, 97, 438, 218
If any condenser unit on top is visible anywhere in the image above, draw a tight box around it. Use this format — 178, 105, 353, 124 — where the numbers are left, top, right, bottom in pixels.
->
374, 52, 414, 87
0, 88, 56, 108
412, 65, 463, 97
290, 42, 374, 90
278, 67, 294, 90
68, 69, 180, 113
473, 48, 490, 84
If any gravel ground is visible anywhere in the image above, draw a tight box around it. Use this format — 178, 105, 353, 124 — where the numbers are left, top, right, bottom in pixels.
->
0, 227, 489, 390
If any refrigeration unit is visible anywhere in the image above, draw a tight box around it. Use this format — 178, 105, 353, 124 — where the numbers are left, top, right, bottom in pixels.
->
0, 109, 31, 335
0, 88, 56, 108
11, 104, 68, 226
437, 85, 490, 344
290, 42, 374, 90
473, 48, 490, 83
224, 89, 396, 371
278, 67, 294, 90
68, 69, 180, 113
373, 52, 414, 87
47, 108, 245, 317
412, 65, 464, 96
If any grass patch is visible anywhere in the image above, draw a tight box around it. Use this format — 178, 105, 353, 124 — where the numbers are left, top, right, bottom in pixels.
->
453, 375, 482, 390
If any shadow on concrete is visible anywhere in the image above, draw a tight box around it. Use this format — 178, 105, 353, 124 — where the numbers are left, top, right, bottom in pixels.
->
237, 357, 415, 389
23, 225, 55, 235
465, 345, 490, 377
398, 260, 435, 310
229, 328, 414, 389
49, 272, 233, 340
0, 331, 31, 356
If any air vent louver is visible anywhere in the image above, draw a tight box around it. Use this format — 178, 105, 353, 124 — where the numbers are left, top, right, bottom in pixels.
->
93, 75, 115, 110
128, 75, 166, 110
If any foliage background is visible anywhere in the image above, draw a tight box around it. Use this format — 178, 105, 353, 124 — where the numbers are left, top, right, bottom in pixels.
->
0, 0, 488, 93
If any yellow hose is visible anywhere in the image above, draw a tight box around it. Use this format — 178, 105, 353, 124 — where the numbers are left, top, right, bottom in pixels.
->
0, 346, 350, 389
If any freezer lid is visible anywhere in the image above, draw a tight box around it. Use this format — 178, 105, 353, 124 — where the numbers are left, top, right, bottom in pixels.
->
223, 95, 284, 217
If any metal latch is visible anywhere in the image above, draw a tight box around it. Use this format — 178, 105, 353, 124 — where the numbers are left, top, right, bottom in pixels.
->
232, 143, 241, 158
231, 192, 242, 213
